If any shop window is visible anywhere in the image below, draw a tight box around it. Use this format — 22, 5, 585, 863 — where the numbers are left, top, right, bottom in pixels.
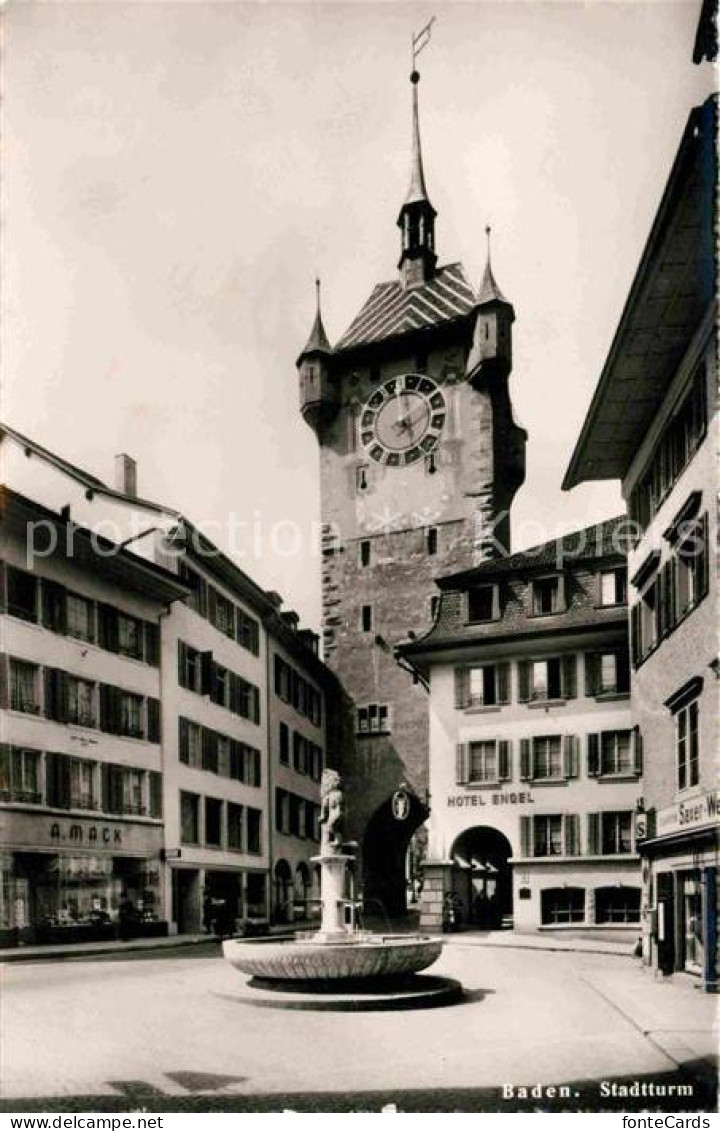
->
10, 659, 40, 714
599, 569, 627, 607
595, 886, 641, 924
205, 798, 223, 847
228, 803, 244, 850
6, 567, 38, 622
541, 887, 585, 925
67, 677, 97, 728
532, 575, 565, 616
676, 699, 700, 792
246, 807, 262, 854
118, 614, 143, 660
467, 584, 498, 623
180, 791, 200, 844
66, 594, 95, 643
246, 872, 266, 918
0, 746, 42, 804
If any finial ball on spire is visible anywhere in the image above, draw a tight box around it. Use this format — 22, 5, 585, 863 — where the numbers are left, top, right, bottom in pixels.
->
410, 70, 420, 84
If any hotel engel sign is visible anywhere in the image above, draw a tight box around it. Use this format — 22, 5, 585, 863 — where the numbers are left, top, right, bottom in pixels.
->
655, 789, 719, 838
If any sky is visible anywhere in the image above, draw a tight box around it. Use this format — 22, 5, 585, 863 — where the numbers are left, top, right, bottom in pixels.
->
2, 0, 713, 634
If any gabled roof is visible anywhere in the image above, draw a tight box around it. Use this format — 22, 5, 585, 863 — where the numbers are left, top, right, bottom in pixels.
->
0, 421, 180, 517
334, 262, 475, 353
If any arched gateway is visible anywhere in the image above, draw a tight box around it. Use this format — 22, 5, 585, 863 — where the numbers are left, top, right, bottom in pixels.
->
362, 791, 428, 919
449, 826, 513, 929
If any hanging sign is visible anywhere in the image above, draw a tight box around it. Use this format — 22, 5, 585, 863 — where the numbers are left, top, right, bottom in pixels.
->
391, 787, 410, 821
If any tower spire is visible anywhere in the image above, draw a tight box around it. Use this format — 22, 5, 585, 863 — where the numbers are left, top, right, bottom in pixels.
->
397, 21, 438, 290
300, 276, 331, 357
477, 224, 509, 305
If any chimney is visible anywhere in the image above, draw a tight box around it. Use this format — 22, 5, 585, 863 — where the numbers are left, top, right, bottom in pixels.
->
115, 454, 137, 498
281, 610, 300, 631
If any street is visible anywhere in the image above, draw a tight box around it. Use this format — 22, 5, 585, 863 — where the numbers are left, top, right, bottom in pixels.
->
2, 942, 717, 1113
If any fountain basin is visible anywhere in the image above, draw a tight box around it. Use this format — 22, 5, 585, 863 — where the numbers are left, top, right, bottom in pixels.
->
222, 933, 442, 981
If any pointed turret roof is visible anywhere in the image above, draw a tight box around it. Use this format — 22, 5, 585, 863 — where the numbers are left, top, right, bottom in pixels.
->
298, 279, 331, 361
404, 73, 433, 208
476, 226, 511, 306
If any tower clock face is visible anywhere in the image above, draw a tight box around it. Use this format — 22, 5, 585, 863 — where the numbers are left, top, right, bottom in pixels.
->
360, 374, 446, 466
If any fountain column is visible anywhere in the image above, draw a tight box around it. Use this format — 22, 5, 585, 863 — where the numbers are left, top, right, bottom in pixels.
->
312, 852, 353, 942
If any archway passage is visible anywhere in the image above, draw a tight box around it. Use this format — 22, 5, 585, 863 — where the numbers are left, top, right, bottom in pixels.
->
450, 826, 513, 929
362, 792, 428, 919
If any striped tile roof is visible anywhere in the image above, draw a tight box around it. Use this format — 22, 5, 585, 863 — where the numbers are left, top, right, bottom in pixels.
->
334, 262, 475, 353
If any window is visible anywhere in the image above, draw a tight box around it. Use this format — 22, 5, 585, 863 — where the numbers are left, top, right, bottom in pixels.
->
595, 887, 641, 924
359, 540, 371, 568
677, 699, 699, 791
117, 614, 143, 659
228, 803, 244, 850
178, 562, 208, 616
675, 514, 709, 619
598, 811, 634, 855
467, 585, 497, 623
532, 576, 564, 616
100, 763, 144, 815
469, 741, 497, 783
599, 731, 633, 776
293, 731, 306, 774
426, 527, 438, 556
66, 677, 96, 728
600, 569, 627, 607
66, 594, 95, 642
541, 888, 585, 924
119, 692, 144, 738
275, 788, 289, 834
236, 609, 260, 655
0, 747, 41, 804
532, 736, 562, 779
533, 815, 563, 857
202, 729, 219, 773
584, 650, 630, 697
639, 577, 660, 658
246, 808, 262, 854
68, 758, 95, 810
430, 595, 440, 620
205, 797, 223, 847
520, 655, 577, 702
629, 365, 707, 531
356, 465, 369, 493
179, 718, 201, 766
361, 604, 372, 632
455, 663, 510, 709
180, 792, 200, 844
10, 660, 40, 714
209, 588, 235, 638
6, 568, 37, 622
178, 641, 202, 693
424, 452, 438, 475
47, 753, 97, 810
279, 722, 289, 764
149, 772, 163, 818
211, 664, 228, 708
357, 704, 390, 734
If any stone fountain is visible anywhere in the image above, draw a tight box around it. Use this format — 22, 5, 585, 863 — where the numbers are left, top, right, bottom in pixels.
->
223, 771, 461, 1009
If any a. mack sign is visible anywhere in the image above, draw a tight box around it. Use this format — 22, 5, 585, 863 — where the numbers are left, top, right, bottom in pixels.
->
656, 790, 719, 838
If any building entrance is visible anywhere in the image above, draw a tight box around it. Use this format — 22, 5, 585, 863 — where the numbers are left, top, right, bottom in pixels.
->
450, 826, 513, 929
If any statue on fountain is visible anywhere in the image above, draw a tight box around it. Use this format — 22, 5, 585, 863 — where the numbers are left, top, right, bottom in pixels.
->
319, 768, 345, 855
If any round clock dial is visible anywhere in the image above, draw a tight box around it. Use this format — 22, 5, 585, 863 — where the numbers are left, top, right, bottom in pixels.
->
360, 374, 446, 466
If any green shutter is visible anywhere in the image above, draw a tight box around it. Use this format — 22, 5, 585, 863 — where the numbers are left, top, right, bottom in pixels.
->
145, 622, 160, 667
562, 654, 576, 699
632, 728, 643, 776
587, 733, 600, 776
519, 738, 532, 780
519, 816, 532, 858
630, 604, 641, 668
584, 653, 598, 697
456, 743, 469, 784
563, 735, 578, 778
146, 698, 161, 744
454, 668, 468, 709
0, 654, 8, 710
587, 813, 600, 855
699, 513, 709, 599
497, 662, 510, 704
498, 740, 511, 781
517, 661, 531, 703
564, 814, 580, 857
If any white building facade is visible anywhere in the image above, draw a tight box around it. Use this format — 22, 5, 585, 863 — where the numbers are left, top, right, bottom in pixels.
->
401, 520, 644, 938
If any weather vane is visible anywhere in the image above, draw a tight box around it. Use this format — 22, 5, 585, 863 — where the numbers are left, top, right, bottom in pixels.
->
411, 16, 436, 79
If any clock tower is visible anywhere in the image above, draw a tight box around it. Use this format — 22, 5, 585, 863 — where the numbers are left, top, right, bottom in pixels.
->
297, 66, 527, 916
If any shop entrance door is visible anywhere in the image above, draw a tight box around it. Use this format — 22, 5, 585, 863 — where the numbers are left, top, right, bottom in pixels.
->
682, 873, 704, 975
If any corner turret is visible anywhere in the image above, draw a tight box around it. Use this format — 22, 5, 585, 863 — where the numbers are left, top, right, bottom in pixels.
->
297, 279, 338, 432
466, 227, 515, 389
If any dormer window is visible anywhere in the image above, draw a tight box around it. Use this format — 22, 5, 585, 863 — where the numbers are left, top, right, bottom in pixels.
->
468, 584, 499, 623
600, 569, 627, 606
532, 575, 565, 616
